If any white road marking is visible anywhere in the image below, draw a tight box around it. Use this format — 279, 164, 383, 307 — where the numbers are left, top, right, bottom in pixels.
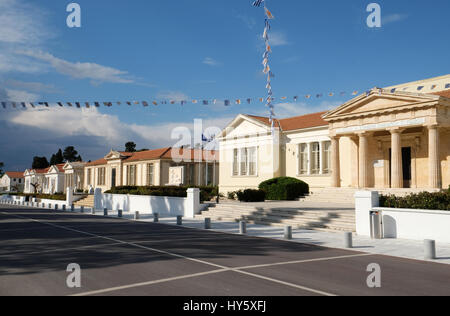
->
72, 269, 230, 296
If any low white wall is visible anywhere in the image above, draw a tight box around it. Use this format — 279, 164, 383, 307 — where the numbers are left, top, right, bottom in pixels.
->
95, 188, 201, 218
100, 194, 186, 217
355, 190, 450, 243
376, 207, 450, 243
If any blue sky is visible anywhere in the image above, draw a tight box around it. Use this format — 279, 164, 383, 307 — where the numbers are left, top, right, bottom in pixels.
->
1, 0, 449, 171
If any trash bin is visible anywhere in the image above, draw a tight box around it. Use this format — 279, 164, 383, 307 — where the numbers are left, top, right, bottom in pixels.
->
370, 211, 383, 239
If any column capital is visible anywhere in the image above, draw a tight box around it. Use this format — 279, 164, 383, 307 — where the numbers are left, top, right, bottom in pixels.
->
356, 131, 372, 137
387, 127, 405, 134
426, 124, 440, 131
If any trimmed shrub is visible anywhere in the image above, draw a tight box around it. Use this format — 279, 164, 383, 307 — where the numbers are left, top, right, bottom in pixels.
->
16, 193, 66, 201
259, 177, 309, 201
236, 189, 266, 202
380, 191, 450, 211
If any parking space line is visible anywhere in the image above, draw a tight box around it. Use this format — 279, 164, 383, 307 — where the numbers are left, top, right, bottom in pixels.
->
71, 269, 230, 296
1, 210, 339, 296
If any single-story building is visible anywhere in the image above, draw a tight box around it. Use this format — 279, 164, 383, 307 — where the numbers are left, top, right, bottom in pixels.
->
24, 168, 49, 194
63, 161, 86, 192
218, 74, 450, 194
84, 147, 219, 192
0, 172, 25, 193
43, 164, 66, 194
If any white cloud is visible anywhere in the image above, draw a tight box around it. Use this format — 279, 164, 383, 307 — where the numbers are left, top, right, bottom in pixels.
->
3, 79, 59, 93
383, 14, 408, 25
236, 14, 256, 29
5, 89, 40, 102
202, 57, 221, 67
17, 50, 134, 85
267, 32, 290, 46
156, 91, 190, 102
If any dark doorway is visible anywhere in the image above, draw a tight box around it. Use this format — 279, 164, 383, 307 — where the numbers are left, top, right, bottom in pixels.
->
402, 147, 412, 188
389, 147, 412, 188
111, 168, 117, 188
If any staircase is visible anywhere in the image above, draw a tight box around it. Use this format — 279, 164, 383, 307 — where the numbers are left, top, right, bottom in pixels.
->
196, 203, 355, 232
74, 195, 94, 208
302, 188, 358, 205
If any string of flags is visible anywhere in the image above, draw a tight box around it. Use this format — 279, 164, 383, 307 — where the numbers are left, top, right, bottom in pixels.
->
1, 84, 449, 110
253, 0, 276, 126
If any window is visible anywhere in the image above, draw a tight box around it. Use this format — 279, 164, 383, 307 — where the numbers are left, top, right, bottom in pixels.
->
87, 169, 91, 186
232, 149, 239, 176
207, 164, 214, 185
323, 141, 332, 174
299, 144, 308, 175
233, 147, 258, 177
127, 165, 137, 186
97, 168, 106, 186
311, 142, 321, 175
147, 164, 154, 186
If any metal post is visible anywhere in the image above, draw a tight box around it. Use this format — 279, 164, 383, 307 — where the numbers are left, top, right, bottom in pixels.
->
80, 206, 84, 213
205, 218, 211, 230
104, 208, 108, 216
55, 204, 59, 211
177, 215, 183, 226
118, 210, 123, 218
239, 221, 247, 235
71, 204, 75, 212
153, 213, 159, 223
62, 205, 66, 211
48, 204, 52, 209
134, 211, 140, 220
344, 232, 353, 248
91, 208, 96, 215
424, 240, 436, 260
284, 226, 293, 240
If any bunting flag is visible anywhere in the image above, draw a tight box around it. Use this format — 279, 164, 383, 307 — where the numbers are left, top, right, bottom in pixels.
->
254, 0, 276, 126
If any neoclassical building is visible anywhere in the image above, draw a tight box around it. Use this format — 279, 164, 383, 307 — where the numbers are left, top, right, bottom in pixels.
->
218, 75, 450, 193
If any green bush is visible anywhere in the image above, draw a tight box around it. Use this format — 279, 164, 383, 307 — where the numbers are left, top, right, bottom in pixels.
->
105, 185, 219, 202
236, 189, 266, 202
380, 191, 450, 211
15, 193, 66, 201
259, 177, 309, 201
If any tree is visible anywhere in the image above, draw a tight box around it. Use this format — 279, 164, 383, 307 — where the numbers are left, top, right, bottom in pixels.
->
63, 146, 80, 162
0, 162, 4, 177
32, 157, 50, 169
125, 142, 137, 153
50, 149, 64, 166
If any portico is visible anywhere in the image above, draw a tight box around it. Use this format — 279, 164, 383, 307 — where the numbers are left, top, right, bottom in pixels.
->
323, 88, 450, 190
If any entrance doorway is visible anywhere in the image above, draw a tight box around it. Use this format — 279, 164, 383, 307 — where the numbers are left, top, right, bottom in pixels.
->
389, 147, 412, 188
111, 168, 117, 188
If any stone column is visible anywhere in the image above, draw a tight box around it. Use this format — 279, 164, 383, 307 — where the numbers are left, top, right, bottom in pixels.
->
428, 125, 442, 189
331, 136, 341, 187
358, 133, 369, 188
390, 128, 403, 188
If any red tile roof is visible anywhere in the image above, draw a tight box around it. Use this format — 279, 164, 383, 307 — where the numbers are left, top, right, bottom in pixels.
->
5, 172, 24, 179
247, 111, 328, 131
432, 89, 450, 98
86, 147, 219, 166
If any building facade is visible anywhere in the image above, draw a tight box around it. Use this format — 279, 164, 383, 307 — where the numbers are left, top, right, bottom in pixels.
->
218, 75, 450, 194
43, 164, 66, 194
63, 162, 86, 192
24, 168, 48, 194
0, 172, 25, 193
84, 147, 219, 192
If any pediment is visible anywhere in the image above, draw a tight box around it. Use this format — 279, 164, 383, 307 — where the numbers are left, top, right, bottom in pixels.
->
323, 90, 440, 121
104, 150, 123, 160
218, 114, 271, 139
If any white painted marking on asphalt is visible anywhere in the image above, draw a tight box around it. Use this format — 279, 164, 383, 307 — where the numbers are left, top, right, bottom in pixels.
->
72, 269, 230, 296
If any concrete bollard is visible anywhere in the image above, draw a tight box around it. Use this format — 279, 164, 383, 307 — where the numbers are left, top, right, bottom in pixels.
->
177, 215, 183, 226
55, 204, 59, 210
91, 208, 96, 215
284, 226, 293, 240
153, 213, 159, 223
344, 232, 353, 248
48, 203, 52, 209
80, 206, 84, 213
134, 211, 140, 220
103, 208, 108, 216
118, 210, 123, 218
204, 218, 211, 230
71, 204, 75, 212
62, 205, 66, 211
424, 240, 436, 260
239, 221, 247, 235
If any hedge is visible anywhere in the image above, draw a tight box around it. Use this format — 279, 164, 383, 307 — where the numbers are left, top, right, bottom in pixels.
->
236, 189, 266, 202
15, 193, 66, 201
380, 190, 450, 211
259, 177, 309, 201
104, 186, 218, 202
